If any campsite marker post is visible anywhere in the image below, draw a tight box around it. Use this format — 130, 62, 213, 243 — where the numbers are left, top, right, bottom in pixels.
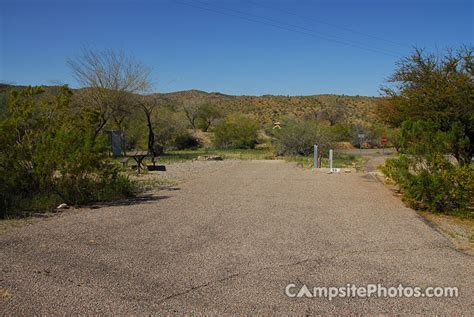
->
381, 136, 388, 155
329, 149, 333, 172
313, 145, 318, 169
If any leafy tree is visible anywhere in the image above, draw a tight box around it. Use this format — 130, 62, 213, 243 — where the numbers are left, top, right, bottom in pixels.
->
136, 95, 168, 160
181, 93, 206, 131
67, 47, 151, 142
379, 47, 474, 164
317, 98, 346, 126
154, 108, 198, 150
349, 123, 382, 147
328, 123, 351, 142
274, 119, 334, 157
213, 113, 259, 149
196, 103, 222, 131
383, 127, 402, 151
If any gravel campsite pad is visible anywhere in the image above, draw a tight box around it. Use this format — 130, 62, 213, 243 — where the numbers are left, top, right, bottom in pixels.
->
1, 160, 472, 314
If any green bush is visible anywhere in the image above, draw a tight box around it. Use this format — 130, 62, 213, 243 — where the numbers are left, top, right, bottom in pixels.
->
350, 124, 379, 147
329, 123, 351, 142
174, 132, 200, 150
381, 119, 474, 214
0, 86, 135, 218
273, 119, 334, 156
154, 109, 199, 150
213, 113, 259, 149
382, 156, 473, 213
54, 169, 135, 206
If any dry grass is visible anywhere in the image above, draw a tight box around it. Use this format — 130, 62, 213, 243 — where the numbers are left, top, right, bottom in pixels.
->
0, 288, 12, 301
419, 211, 474, 254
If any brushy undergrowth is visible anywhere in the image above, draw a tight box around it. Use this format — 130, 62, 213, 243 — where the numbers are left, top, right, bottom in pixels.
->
0, 86, 135, 218
381, 120, 474, 216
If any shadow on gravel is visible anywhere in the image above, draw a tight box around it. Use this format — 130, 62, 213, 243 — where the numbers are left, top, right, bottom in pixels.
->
89, 194, 172, 209
360, 173, 379, 183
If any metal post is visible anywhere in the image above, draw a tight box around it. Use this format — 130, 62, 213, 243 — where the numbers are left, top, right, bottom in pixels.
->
358, 133, 365, 156
313, 145, 318, 169
329, 149, 333, 172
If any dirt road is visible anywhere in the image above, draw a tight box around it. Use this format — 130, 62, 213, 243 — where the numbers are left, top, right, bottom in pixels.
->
1, 160, 472, 314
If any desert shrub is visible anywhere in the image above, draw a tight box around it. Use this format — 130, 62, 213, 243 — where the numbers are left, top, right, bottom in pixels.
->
0, 86, 134, 218
273, 119, 334, 156
383, 156, 473, 213
350, 124, 379, 147
0, 92, 7, 118
329, 123, 351, 142
154, 109, 199, 150
381, 119, 474, 213
55, 173, 134, 205
196, 103, 222, 132
383, 127, 402, 151
174, 132, 200, 150
349, 124, 397, 148
122, 112, 149, 151
213, 112, 259, 149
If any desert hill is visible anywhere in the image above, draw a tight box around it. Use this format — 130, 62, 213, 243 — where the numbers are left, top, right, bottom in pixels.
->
157, 89, 381, 125
0, 84, 381, 126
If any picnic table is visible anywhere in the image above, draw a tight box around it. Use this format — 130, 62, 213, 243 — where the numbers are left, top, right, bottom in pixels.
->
125, 150, 149, 173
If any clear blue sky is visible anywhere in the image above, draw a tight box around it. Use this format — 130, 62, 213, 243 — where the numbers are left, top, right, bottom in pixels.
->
1, 0, 472, 96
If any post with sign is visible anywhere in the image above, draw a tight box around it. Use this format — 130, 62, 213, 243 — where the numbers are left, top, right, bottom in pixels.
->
380, 136, 388, 155
358, 133, 365, 155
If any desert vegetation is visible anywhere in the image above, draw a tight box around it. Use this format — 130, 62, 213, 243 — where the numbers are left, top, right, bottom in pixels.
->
379, 47, 473, 216
1, 46, 472, 219
0, 86, 134, 218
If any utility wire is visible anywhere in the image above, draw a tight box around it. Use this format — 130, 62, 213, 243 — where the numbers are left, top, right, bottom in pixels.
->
176, 1, 402, 58
247, 0, 410, 48
191, 0, 403, 56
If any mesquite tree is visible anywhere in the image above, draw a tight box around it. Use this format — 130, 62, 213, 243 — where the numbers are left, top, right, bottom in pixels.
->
137, 95, 165, 163
380, 46, 473, 164
67, 47, 151, 142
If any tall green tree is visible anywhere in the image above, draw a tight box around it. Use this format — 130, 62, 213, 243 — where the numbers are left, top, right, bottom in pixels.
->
380, 47, 474, 164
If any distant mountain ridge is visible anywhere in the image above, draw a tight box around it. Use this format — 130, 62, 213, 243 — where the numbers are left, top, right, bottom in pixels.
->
156, 89, 381, 125
0, 84, 381, 125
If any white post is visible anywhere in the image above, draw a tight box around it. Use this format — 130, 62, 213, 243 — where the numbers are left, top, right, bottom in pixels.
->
313, 145, 318, 169
329, 149, 333, 172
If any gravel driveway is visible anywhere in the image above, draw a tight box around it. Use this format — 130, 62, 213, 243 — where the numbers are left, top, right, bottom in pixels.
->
1, 160, 472, 314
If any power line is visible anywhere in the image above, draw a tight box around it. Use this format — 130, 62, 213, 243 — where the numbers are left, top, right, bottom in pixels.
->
191, 0, 403, 57
176, 1, 402, 58
247, 0, 410, 49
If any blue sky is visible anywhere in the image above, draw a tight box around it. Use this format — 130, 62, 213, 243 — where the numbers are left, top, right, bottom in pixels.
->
1, 0, 472, 96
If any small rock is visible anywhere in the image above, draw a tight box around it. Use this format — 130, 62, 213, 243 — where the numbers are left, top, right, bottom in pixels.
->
56, 203, 69, 210
344, 169, 351, 173
197, 155, 223, 161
